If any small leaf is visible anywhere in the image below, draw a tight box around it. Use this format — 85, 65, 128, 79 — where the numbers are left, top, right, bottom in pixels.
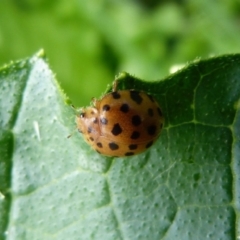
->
0, 52, 239, 240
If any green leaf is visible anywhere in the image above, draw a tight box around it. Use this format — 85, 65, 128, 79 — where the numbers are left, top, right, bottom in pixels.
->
0, 51, 239, 240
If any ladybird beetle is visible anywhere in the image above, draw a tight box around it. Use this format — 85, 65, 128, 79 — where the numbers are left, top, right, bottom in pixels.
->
76, 82, 164, 157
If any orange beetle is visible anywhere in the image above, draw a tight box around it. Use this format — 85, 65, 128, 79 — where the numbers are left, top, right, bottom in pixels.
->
76, 82, 164, 157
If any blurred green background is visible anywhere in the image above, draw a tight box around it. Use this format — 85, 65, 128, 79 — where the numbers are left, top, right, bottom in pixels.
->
0, 0, 240, 106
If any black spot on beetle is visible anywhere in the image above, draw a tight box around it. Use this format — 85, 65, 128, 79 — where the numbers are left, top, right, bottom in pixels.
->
111, 123, 122, 136
146, 141, 153, 148
147, 125, 156, 135
112, 92, 121, 99
89, 137, 94, 141
148, 108, 154, 117
100, 117, 108, 125
129, 144, 138, 150
109, 142, 119, 150
97, 142, 103, 148
130, 91, 142, 104
131, 131, 140, 139
125, 152, 134, 156
87, 127, 92, 133
132, 115, 141, 126
147, 94, 154, 102
120, 103, 129, 113
102, 104, 110, 111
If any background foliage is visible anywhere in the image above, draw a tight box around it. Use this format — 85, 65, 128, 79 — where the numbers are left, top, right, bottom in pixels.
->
0, 0, 240, 105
